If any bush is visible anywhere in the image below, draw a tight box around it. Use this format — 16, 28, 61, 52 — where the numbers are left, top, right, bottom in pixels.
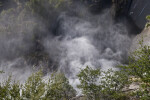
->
0, 76, 21, 100
100, 69, 130, 100
0, 71, 76, 100
77, 66, 101, 100
120, 39, 150, 99
146, 15, 150, 28
45, 73, 76, 100
77, 66, 130, 100
22, 71, 45, 100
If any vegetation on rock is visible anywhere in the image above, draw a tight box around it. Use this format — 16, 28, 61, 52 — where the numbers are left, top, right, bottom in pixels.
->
146, 15, 150, 28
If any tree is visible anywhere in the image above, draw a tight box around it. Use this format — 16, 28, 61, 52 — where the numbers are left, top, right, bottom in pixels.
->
0, 75, 21, 100
77, 66, 101, 100
101, 69, 130, 100
0, 76, 12, 100
77, 66, 130, 100
22, 71, 45, 100
45, 73, 76, 100
0, 69, 76, 100
9, 82, 21, 100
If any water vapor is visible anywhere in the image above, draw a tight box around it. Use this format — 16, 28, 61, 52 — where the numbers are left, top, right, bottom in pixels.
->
43, 9, 132, 88
0, 1, 134, 89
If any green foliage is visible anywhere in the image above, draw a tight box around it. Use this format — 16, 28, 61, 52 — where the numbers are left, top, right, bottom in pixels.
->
0, 76, 21, 100
9, 82, 21, 100
77, 66, 130, 100
0, 76, 11, 100
120, 39, 150, 99
0, 71, 76, 100
146, 15, 150, 28
0, 70, 4, 74
129, 40, 150, 83
101, 69, 130, 100
22, 71, 45, 100
77, 66, 101, 100
45, 73, 76, 100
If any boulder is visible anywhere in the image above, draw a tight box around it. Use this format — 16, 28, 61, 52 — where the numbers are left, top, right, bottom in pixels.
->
130, 28, 150, 52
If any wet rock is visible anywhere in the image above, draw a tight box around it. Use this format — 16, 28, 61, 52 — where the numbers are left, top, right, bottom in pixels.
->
111, 0, 129, 18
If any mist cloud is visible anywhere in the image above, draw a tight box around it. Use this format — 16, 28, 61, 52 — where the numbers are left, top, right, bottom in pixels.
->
0, 1, 134, 89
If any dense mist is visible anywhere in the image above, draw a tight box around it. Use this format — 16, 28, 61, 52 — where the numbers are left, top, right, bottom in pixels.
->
0, 0, 135, 89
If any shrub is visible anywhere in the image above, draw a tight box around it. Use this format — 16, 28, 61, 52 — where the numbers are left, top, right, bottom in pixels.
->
22, 71, 45, 100
45, 73, 76, 100
77, 66, 101, 100
120, 39, 150, 99
146, 15, 150, 28
0, 71, 76, 100
101, 69, 130, 100
0, 76, 21, 100
77, 66, 130, 100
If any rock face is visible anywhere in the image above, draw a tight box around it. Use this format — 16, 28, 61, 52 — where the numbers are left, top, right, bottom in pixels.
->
129, 0, 150, 29
111, 0, 150, 30
130, 28, 150, 52
111, 0, 129, 17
